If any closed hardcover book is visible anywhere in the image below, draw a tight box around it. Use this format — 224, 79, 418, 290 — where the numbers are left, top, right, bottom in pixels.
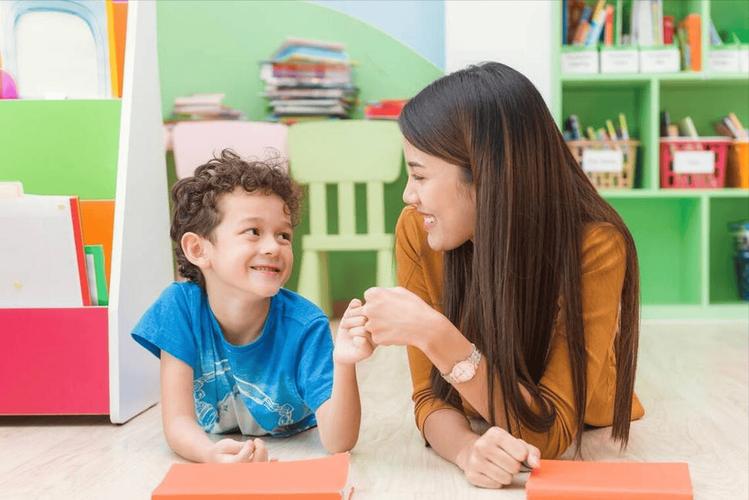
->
152, 453, 352, 500
526, 460, 693, 500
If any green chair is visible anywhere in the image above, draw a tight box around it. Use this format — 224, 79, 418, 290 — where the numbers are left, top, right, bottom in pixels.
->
288, 120, 403, 316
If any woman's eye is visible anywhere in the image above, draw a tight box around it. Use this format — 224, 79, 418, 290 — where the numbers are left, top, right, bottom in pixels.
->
411, 175, 425, 181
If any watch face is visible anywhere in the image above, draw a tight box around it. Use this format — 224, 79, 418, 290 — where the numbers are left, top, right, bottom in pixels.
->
452, 360, 476, 383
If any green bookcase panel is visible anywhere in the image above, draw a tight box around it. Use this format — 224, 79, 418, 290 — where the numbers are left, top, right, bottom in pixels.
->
710, 0, 749, 43
609, 197, 703, 304
660, 80, 749, 137
0, 100, 121, 200
709, 196, 749, 304
562, 81, 654, 188
662, 0, 703, 23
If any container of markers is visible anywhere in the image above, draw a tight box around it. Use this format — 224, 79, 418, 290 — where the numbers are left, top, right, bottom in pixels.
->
566, 139, 639, 189
729, 221, 749, 301
659, 138, 731, 189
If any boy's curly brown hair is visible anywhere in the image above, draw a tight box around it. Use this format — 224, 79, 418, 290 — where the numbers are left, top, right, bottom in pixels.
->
170, 149, 301, 288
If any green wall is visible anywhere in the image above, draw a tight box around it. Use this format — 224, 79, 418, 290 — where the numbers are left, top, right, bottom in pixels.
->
156, 1, 442, 305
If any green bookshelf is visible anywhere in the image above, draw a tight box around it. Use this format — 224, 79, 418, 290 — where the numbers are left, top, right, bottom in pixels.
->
553, 0, 749, 320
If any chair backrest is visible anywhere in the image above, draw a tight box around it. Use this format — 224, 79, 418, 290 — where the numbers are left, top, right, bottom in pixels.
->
172, 121, 288, 179
288, 120, 403, 236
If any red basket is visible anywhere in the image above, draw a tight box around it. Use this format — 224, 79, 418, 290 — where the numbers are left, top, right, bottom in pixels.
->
659, 138, 731, 188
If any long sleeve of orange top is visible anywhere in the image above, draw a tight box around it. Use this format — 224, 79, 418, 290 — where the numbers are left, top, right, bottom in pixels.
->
394, 206, 644, 458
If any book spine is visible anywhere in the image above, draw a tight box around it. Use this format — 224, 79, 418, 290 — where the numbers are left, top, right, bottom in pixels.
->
604, 5, 614, 46
663, 15, 674, 45
69, 197, 92, 307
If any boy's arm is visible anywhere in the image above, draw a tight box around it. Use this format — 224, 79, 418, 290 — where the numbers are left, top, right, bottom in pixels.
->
314, 299, 373, 453
160, 351, 266, 463
315, 361, 361, 453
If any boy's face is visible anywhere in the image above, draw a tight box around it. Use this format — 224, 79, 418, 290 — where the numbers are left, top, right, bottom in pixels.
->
201, 188, 293, 299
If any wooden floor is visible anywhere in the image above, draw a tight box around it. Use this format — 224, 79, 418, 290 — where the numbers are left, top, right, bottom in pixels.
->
1, 321, 747, 499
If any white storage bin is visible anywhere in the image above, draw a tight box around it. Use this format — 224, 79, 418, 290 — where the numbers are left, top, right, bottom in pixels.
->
708, 46, 741, 73
600, 46, 639, 73
639, 46, 680, 73
561, 47, 599, 74
739, 44, 749, 73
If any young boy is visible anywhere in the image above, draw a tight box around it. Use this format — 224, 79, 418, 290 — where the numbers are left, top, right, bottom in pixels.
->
131, 149, 373, 463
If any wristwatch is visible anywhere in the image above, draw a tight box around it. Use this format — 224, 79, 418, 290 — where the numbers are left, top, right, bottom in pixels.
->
441, 343, 481, 384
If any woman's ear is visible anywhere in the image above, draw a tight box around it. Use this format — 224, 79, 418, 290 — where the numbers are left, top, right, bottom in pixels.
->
181, 232, 211, 270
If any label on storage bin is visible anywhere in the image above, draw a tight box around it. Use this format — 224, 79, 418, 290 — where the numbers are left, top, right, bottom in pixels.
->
582, 149, 624, 173
673, 150, 715, 174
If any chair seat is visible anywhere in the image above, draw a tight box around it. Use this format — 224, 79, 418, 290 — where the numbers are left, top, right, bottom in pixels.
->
302, 233, 394, 251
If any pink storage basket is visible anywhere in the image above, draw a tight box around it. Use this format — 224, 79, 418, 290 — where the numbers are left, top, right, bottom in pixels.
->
659, 137, 731, 188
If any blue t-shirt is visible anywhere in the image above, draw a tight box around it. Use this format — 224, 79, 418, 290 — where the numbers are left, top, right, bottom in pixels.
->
131, 282, 334, 437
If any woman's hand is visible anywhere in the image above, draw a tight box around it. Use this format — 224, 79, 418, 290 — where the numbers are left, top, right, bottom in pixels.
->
333, 299, 375, 365
206, 438, 269, 463
362, 286, 446, 348
455, 427, 541, 489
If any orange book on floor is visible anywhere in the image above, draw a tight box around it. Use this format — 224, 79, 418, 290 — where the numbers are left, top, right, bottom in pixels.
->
152, 453, 353, 500
526, 460, 693, 500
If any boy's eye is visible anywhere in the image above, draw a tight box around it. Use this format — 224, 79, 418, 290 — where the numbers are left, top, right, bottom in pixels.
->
245, 228, 259, 236
278, 232, 292, 242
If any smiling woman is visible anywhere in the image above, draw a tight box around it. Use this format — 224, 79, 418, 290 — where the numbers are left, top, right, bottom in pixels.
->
361, 62, 644, 490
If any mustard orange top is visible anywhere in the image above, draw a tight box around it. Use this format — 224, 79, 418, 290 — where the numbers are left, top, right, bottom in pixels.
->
395, 206, 645, 458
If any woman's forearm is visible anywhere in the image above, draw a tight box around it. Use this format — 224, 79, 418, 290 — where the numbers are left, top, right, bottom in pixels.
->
315, 362, 361, 453
422, 408, 480, 470
419, 317, 517, 429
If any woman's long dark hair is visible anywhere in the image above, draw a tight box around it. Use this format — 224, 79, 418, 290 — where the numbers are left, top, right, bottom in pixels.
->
398, 62, 640, 453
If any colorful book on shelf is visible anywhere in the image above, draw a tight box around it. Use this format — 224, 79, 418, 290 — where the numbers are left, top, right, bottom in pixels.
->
572, 5, 592, 45
566, 0, 587, 44
105, 0, 127, 98
152, 453, 352, 499
79, 199, 115, 286
663, 15, 674, 45
603, 5, 614, 46
84, 244, 108, 306
0, 194, 91, 307
680, 14, 702, 71
618, 113, 630, 140
584, 0, 607, 47
525, 460, 693, 500
678, 116, 699, 138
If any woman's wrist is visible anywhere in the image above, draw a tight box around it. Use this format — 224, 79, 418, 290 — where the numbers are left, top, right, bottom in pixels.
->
419, 312, 474, 374
454, 433, 479, 471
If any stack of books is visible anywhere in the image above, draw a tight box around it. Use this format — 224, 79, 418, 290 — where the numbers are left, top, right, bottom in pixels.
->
168, 93, 244, 122
260, 38, 358, 124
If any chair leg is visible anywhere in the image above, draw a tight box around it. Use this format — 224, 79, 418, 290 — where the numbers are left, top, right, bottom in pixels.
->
297, 249, 332, 316
376, 249, 395, 288
318, 252, 331, 316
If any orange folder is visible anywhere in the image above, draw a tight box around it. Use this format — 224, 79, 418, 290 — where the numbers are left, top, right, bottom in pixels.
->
79, 200, 115, 289
152, 453, 353, 500
526, 460, 692, 500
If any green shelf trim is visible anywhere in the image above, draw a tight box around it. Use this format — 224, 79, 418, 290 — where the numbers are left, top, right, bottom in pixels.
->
642, 304, 749, 320
562, 73, 749, 84
601, 189, 749, 198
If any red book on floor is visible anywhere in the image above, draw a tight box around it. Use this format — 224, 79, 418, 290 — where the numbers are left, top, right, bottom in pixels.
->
526, 460, 693, 500
152, 453, 352, 499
